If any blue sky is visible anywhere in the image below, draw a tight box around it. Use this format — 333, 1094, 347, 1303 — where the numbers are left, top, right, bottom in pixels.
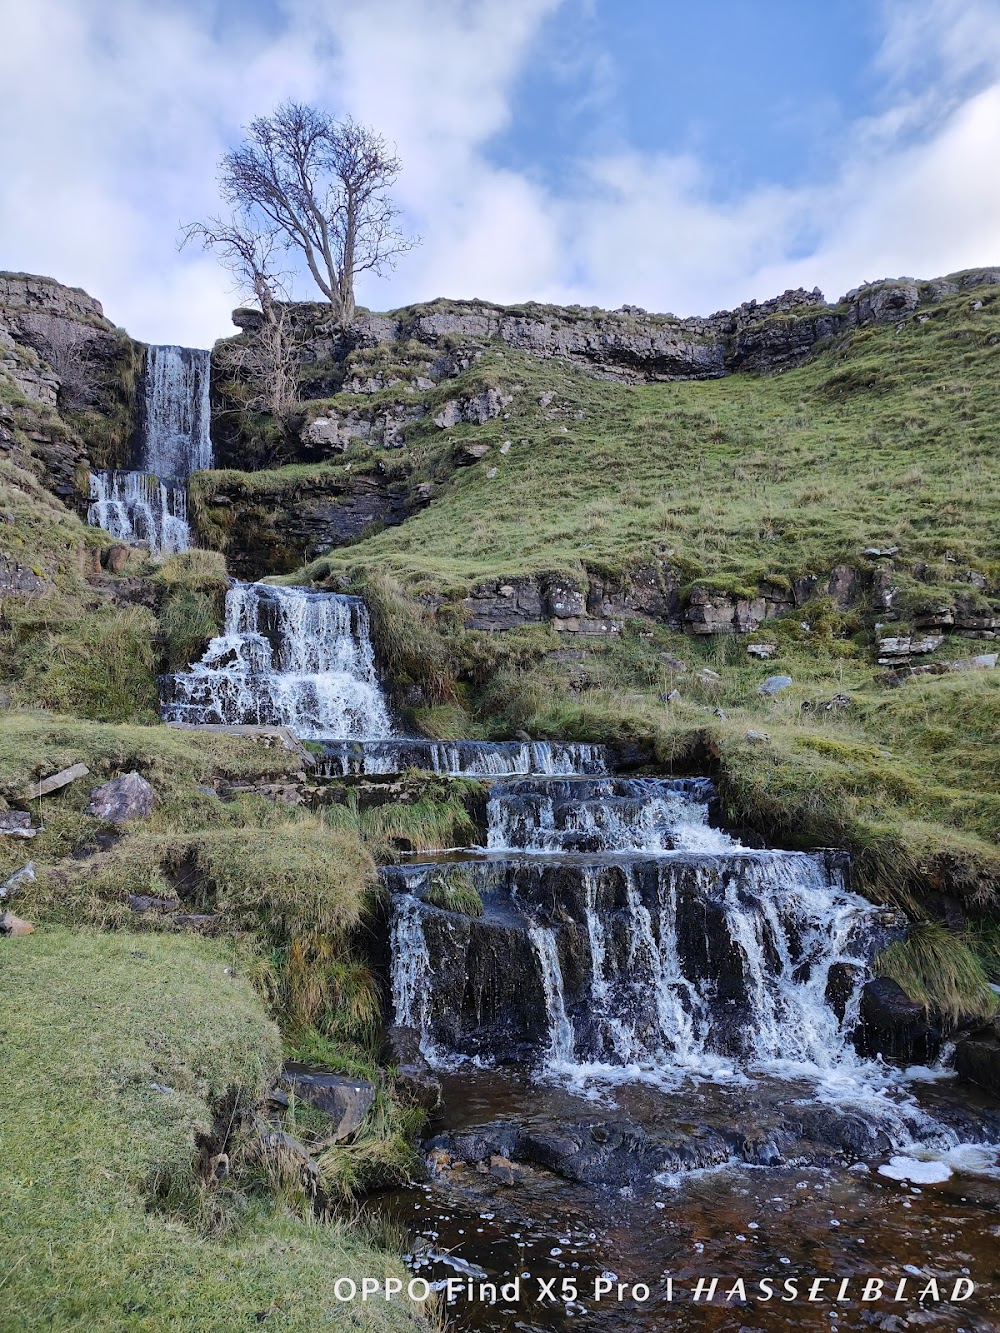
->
2, 0, 1000, 344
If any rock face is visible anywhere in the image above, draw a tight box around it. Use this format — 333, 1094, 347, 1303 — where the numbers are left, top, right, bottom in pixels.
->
222, 271, 1000, 404
191, 468, 426, 577
954, 1018, 1000, 1098
85, 771, 155, 823
855, 978, 942, 1063
0, 271, 142, 497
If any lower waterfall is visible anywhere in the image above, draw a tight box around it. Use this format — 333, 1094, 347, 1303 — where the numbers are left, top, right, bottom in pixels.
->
88, 469, 191, 555
386, 772, 994, 1165
160, 581, 394, 738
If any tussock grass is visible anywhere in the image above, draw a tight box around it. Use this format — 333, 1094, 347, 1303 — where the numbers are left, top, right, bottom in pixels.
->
352, 569, 458, 704
877, 920, 999, 1026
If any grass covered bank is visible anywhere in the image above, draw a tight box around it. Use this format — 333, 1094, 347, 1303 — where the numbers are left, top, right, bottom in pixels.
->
0, 928, 429, 1332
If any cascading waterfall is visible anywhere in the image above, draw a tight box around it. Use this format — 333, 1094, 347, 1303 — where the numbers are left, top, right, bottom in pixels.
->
159, 581, 394, 738
88, 470, 190, 555
87, 345, 212, 555
142, 345, 213, 479
386, 768, 991, 1163
313, 738, 608, 778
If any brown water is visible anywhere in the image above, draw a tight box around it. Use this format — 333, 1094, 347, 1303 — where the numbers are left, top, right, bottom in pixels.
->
367, 1068, 1000, 1333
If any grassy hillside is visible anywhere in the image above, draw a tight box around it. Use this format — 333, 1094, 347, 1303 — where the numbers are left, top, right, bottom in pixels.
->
285, 280, 1000, 593
0, 928, 428, 1332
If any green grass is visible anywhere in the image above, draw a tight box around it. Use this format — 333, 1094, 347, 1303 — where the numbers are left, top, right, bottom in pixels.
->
290, 282, 1000, 591
0, 927, 428, 1331
423, 867, 484, 917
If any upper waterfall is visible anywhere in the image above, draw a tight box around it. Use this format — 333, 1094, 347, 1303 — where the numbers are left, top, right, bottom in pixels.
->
87, 344, 212, 555
141, 345, 212, 481
160, 582, 394, 738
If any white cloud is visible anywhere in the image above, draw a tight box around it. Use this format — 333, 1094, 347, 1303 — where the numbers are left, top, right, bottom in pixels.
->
1, 0, 1000, 344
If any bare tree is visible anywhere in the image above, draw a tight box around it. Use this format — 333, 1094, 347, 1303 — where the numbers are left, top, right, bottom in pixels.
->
218, 102, 418, 326
181, 214, 300, 426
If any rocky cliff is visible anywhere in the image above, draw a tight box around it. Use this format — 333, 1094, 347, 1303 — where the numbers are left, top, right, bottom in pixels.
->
0, 272, 142, 504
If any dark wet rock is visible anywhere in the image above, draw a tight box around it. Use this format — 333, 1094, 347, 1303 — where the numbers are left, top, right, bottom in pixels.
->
281, 1067, 376, 1142
85, 771, 154, 823
792, 1105, 894, 1159
855, 978, 942, 1063
386, 1025, 442, 1111
954, 1018, 1000, 1098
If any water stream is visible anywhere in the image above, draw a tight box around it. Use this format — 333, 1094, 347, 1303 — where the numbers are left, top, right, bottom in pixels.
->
158, 583, 1000, 1330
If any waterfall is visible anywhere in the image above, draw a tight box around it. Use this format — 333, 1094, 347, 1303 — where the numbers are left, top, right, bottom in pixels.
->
88, 344, 212, 556
486, 776, 729, 853
88, 470, 190, 556
142, 346, 213, 479
159, 581, 394, 738
313, 739, 608, 778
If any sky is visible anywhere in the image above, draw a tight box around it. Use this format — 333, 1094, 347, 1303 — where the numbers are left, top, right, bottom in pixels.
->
2, 0, 1000, 345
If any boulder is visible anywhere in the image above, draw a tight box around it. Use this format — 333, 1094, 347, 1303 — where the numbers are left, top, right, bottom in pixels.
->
0, 862, 35, 897
282, 1068, 376, 1143
746, 643, 776, 659
951, 653, 998, 672
954, 1018, 1000, 1098
386, 1024, 442, 1111
0, 811, 35, 838
758, 675, 793, 696
855, 978, 942, 1063
85, 771, 155, 823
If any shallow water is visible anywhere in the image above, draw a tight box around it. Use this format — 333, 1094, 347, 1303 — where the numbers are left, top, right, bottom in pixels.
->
367, 1066, 1000, 1332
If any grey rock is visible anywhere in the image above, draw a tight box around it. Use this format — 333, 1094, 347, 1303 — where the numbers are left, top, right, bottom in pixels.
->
758, 675, 793, 696
863, 545, 900, 558
746, 643, 776, 659
0, 811, 32, 833
28, 762, 89, 799
282, 1068, 376, 1143
85, 771, 154, 824
0, 862, 35, 898
951, 653, 998, 672
746, 729, 770, 742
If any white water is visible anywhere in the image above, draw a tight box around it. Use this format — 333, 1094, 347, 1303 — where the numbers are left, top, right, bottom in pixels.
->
87, 344, 212, 555
315, 740, 608, 778
159, 582, 395, 738
391, 895, 439, 1062
487, 776, 731, 853
88, 470, 191, 554
143, 345, 212, 479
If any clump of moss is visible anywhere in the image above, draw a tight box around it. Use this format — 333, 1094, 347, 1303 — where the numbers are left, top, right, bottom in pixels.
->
423, 867, 484, 917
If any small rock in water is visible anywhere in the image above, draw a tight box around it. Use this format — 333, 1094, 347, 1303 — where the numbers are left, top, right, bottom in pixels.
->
758, 675, 793, 696
877, 1155, 952, 1184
